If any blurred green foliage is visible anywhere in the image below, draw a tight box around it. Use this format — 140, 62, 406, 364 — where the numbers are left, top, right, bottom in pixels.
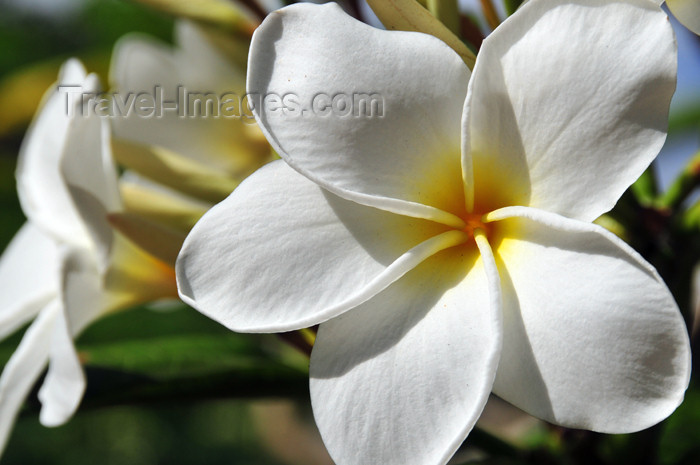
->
0, 0, 173, 80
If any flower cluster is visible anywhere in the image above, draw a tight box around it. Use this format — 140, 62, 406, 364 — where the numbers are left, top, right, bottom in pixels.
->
0, 12, 268, 457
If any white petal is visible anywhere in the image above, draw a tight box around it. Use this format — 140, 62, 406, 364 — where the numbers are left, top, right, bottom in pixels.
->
109, 33, 182, 97
62, 114, 120, 214
485, 206, 691, 432
464, 0, 676, 221
0, 223, 59, 340
174, 21, 246, 88
16, 59, 97, 247
177, 160, 459, 332
37, 311, 83, 427
248, 2, 470, 227
109, 27, 265, 176
310, 244, 502, 465
39, 248, 106, 427
0, 302, 58, 455
667, 0, 700, 34
61, 111, 120, 269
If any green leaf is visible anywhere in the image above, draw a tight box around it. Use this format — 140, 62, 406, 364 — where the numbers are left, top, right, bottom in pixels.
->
504, 0, 525, 16
67, 305, 310, 409
658, 383, 700, 465
669, 104, 700, 133
630, 166, 658, 207
83, 333, 259, 378
426, 0, 460, 35
655, 150, 700, 210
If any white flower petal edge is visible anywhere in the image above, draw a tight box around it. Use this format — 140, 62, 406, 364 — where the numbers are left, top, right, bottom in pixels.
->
36, 73, 177, 427
0, 58, 176, 455
39, 248, 106, 427
0, 247, 109, 442
37, 308, 84, 427
110, 21, 244, 98
0, 224, 59, 340
177, 161, 463, 332
247, 2, 470, 228
174, 21, 246, 87
110, 22, 261, 175
16, 59, 97, 248
0, 301, 59, 453
0, 60, 108, 453
484, 206, 691, 432
33, 65, 126, 428
61, 108, 121, 271
463, 0, 676, 221
667, 0, 700, 34
310, 238, 502, 465
110, 31, 181, 100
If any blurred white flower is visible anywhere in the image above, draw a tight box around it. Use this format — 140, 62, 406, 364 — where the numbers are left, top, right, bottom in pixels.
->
110, 21, 271, 190
177, 1, 691, 464
0, 59, 176, 454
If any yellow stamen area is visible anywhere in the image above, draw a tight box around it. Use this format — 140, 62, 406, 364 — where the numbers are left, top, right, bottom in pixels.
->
461, 213, 491, 240
103, 233, 178, 313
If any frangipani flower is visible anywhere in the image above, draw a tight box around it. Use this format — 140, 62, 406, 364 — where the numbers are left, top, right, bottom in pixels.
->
0, 59, 176, 454
106, 20, 278, 261
176, 1, 692, 464
110, 20, 271, 191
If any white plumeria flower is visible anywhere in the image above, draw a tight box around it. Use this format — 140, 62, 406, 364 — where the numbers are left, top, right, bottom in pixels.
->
176, 1, 692, 464
0, 59, 176, 454
110, 20, 270, 180
665, 0, 700, 34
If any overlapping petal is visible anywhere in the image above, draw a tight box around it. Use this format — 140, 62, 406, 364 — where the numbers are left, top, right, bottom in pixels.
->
0, 54, 184, 460
110, 22, 266, 176
175, 21, 247, 88
0, 224, 59, 340
0, 302, 58, 454
311, 243, 502, 465
463, 0, 676, 221
110, 32, 182, 96
37, 311, 84, 428
39, 248, 106, 427
177, 160, 456, 332
61, 110, 121, 270
248, 2, 470, 227
485, 207, 691, 432
16, 59, 97, 248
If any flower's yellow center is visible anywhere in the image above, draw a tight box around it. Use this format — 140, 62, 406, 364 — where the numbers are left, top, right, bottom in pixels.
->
459, 212, 491, 243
